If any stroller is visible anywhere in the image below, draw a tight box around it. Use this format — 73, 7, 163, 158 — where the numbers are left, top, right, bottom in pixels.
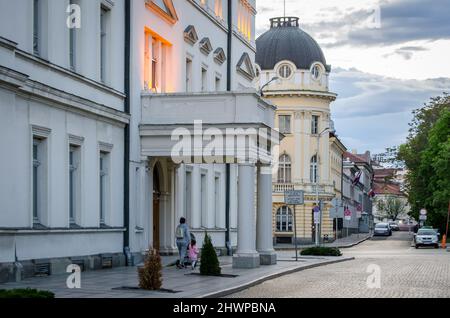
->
176, 232, 196, 268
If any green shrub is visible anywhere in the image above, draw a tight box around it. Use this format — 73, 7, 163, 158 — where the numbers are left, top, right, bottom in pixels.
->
138, 248, 163, 290
300, 247, 342, 256
0, 288, 55, 298
200, 232, 221, 276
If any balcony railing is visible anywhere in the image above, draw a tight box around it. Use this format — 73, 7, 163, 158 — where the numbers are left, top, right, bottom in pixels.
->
273, 183, 295, 193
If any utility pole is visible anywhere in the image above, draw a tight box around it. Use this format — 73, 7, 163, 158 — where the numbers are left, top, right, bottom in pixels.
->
315, 127, 329, 246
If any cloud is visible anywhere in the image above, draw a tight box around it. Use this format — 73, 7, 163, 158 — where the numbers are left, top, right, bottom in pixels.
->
330, 68, 450, 152
382, 46, 429, 60
261, 0, 450, 49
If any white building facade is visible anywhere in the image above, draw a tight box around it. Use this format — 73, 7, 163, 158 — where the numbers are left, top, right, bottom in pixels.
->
129, 0, 278, 268
0, 0, 278, 282
0, 0, 128, 282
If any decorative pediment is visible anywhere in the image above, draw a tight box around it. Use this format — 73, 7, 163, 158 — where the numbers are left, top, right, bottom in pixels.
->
213, 47, 227, 65
236, 52, 256, 80
184, 25, 198, 45
145, 0, 178, 24
199, 37, 213, 56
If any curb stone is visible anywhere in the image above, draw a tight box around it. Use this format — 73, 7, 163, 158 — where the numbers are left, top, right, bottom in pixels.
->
275, 235, 373, 251
339, 235, 373, 249
199, 257, 355, 298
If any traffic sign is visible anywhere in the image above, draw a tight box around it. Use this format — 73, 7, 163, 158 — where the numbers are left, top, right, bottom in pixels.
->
284, 190, 304, 205
420, 209, 427, 216
344, 208, 352, 221
419, 214, 427, 221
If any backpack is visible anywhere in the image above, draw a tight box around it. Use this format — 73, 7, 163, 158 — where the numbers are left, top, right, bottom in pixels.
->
176, 225, 184, 239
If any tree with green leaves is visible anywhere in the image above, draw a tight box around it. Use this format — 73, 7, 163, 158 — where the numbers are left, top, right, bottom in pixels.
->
398, 93, 450, 233
200, 232, 221, 276
375, 196, 408, 221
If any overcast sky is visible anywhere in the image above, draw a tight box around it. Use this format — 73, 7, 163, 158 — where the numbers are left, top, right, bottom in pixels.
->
256, 0, 450, 154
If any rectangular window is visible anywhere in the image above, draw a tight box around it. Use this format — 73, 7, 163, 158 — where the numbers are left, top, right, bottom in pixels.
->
33, 0, 40, 55
144, 31, 167, 92
100, 6, 109, 83
99, 152, 109, 225
279, 115, 291, 134
69, 145, 80, 225
32, 138, 41, 223
186, 58, 192, 92
312, 115, 319, 134
238, 0, 252, 41
201, 68, 207, 92
214, 0, 223, 18
152, 38, 157, 90
215, 76, 221, 91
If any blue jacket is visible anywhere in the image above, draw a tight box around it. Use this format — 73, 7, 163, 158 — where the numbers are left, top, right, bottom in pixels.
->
176, 223, 191, 244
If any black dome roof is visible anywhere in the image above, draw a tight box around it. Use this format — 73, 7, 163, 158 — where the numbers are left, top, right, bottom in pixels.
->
256, 17, 330, 72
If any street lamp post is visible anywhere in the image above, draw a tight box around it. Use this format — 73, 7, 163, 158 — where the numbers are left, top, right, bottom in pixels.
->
260, 77, 280, 96
315, 127, 330, 246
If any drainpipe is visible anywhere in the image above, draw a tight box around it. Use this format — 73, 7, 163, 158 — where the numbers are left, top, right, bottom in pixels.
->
123, 0, 131, 265
225, 0, 232, 256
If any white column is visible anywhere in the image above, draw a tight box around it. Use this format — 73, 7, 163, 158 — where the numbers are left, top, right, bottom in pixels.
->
207, 164, 215, 228
256, 164, 277, 265
191, 165, 201, 228
233, 163, 260, 269
175, 164, 185, 222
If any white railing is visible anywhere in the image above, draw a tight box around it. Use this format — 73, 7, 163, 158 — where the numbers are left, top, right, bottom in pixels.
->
273, 183, 295, 193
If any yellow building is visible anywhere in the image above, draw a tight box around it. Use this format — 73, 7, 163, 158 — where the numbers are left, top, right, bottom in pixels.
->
255, 17, 346, 244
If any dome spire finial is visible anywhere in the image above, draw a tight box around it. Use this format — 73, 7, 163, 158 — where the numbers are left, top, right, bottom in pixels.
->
270, 17, 299, 28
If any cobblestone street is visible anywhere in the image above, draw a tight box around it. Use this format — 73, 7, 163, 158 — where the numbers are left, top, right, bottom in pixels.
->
228, 232, 450, 298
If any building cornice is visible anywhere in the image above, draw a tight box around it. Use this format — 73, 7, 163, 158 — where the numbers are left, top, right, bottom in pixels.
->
0, 65, 130, 127
261, 89, 337, 101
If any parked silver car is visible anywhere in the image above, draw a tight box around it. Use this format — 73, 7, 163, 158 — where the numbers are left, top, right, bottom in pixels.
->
414, 229, 439, 249
389, 221, 400, 231
374, 223, 392, 236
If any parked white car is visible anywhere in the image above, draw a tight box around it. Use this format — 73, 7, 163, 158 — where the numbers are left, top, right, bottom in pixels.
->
414, 229, 439, 249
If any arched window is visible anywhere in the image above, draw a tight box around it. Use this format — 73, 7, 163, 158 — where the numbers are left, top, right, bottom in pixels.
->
310, 155, 318, 183
276, 206, 293, 232
278, 64, 293, 79
277, 154, 291, 183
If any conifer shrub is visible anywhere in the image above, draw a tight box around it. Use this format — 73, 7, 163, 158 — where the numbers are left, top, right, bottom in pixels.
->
200, 232, 221, 276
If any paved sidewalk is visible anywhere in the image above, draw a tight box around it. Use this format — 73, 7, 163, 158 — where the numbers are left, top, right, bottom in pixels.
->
1, 253, 354, 298
275, 233, 373, 250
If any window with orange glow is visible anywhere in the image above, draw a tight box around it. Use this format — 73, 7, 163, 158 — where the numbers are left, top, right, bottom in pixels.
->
237, 0, 253, 41
214, 0, 223, 19
144, 31, 168, 92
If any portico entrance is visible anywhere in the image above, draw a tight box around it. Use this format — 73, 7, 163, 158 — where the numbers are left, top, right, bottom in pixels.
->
140, 91, 280, 268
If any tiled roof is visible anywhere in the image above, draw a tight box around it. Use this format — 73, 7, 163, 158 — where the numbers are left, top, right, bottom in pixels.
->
373, 181, 404, 196
344, 152, 370, 164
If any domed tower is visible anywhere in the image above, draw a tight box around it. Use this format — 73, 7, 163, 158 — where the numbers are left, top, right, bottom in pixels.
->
256, 17, 345, 245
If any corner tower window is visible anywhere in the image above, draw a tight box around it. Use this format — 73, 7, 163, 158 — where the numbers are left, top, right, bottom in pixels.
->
278, 64, 292, 79
311, 64, 322, 80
